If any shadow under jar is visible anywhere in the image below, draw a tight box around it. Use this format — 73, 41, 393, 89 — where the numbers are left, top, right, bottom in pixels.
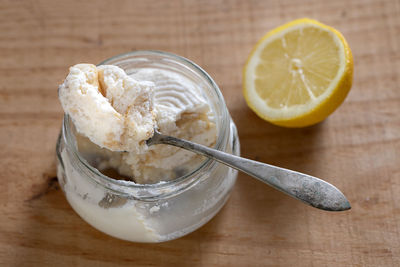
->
56, 51, 240, 242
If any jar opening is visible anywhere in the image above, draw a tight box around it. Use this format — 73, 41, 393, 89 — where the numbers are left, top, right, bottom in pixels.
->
62, 50, 230, 199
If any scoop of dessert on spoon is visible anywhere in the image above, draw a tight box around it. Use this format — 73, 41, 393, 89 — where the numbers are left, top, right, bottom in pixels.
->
147, 129, 351, 211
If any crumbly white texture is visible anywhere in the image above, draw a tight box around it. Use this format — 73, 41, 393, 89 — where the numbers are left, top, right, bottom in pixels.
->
76, 68, 217, 184
59, 64, 155, 153
60, 64, 217, 184
122, 69, 217, 183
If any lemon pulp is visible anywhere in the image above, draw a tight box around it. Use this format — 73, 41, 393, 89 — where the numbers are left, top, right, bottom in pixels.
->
243, 18, 353, 127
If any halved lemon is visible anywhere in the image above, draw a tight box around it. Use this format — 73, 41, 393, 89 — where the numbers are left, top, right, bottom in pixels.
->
243, 18, 353, 127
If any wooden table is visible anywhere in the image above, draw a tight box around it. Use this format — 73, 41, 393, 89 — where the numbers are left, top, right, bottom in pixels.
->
1, 0, 399, 266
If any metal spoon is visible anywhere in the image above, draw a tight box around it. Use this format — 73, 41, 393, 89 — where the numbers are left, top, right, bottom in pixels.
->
147, 130, 350, 211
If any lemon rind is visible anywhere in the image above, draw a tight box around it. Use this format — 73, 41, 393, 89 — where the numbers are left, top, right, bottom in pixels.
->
243, 18, 353, 127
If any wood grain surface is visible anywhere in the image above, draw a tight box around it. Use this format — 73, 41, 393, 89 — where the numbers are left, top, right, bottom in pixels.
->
1, 0, 399, 266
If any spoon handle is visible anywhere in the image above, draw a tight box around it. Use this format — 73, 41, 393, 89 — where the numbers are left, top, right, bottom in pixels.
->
148, 131, 350, 211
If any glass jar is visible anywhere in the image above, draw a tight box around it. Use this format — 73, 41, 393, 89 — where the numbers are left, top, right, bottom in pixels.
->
56, 51, 240, 243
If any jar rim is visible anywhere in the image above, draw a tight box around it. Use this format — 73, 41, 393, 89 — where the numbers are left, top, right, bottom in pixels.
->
62, 50, 230, 198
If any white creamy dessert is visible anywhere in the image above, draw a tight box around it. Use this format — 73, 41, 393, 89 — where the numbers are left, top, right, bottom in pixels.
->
56, 53, 239, 243
59, 64, 155, 153
59, 148, 161, 242
59, 64, 217, 184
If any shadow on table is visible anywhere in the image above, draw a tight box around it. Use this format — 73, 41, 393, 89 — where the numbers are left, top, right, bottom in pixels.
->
225, 107, 326, 246
14, 108, 325, 266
